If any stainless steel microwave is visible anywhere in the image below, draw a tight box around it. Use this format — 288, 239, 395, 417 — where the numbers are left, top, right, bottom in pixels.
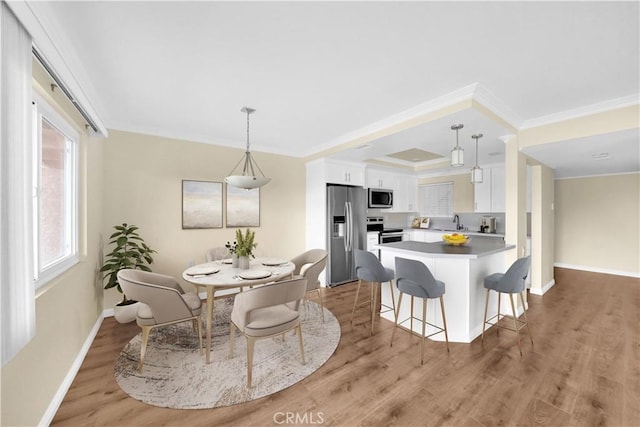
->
368, 188, 393, 208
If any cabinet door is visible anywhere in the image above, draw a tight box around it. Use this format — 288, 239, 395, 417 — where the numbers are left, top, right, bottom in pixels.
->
326, 162, 347, 185
326, 162, 364, 185
406, 175, 417, 212
491, 166, 505, 212
474, 177, 491, 212
344, 164, 364, 186
390, 174, 405, 212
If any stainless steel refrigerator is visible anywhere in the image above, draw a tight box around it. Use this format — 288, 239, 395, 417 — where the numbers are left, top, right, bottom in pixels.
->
326, 185, 366, 286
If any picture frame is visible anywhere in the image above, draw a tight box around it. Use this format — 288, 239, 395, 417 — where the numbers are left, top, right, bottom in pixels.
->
182, 180, 223, 229
226, 185, 260, 227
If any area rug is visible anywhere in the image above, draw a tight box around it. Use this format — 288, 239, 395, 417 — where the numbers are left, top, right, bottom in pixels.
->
114, 298, 340, 409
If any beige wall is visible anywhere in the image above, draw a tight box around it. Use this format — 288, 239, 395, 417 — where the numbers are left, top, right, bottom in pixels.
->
101, 130, 307, 308
1, 75, 104, 426
418, 172, 475, 213
555, 173, 640, 276
530, 164, 555, 293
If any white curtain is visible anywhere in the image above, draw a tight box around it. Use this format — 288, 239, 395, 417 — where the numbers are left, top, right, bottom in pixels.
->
0, 1, 35, 366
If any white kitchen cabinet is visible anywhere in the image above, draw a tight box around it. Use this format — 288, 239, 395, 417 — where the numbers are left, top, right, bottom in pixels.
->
409, 229, 444, 243
367, 232, 380, 258
367, 168, 418, 212
366, 168, 395, 189
474, 166, 505, 213
326, 160, 365, 186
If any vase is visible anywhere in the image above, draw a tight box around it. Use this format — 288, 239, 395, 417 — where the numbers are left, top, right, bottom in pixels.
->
231, 254, 239, 268
238, 255, 251, 270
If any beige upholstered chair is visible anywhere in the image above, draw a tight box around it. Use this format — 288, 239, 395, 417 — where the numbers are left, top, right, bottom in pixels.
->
229, 277, 307, 387
289, 249, 328, 321
117, 269, 203, 372
205, 246, 229, 263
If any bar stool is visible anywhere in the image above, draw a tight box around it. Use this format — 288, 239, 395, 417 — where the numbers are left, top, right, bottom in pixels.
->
481, 256, 533, 356
390, 257, 449, 365
351, 249, 396, 335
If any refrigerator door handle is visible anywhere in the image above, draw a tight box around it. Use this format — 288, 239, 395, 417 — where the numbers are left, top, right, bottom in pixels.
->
343, 203, 349, 252
346, 202, 352, 251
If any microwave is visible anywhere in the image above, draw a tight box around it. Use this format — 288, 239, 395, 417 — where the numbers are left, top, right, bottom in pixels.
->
368, 188, 393, 208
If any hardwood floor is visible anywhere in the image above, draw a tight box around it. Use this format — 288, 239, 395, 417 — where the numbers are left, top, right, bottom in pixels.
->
52, 268, 639, 426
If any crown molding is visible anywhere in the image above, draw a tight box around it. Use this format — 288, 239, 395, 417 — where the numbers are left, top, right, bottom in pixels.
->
472, 83, 524, 129
521, 94, 640, 129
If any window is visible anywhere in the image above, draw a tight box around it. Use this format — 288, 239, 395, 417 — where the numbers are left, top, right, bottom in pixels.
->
32, 94, 79, 287
419, 182, 453, 217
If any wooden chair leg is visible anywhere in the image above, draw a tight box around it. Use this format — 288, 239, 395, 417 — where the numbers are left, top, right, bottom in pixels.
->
296, 324, 306, 365
195, 317, 203, 355
497, 292, 501, 336
371, 282, 379, 336
410, 295, 415, 338
229, 323, 235, 357
509, 294, 522, 357
350, 279, 363, 324
317, 288, 325, 322
388, 280, 397, 321
520, 292, 534, 346
421, 298, 427, 365
247, 336, 255, 387
482, 288, 490, 343
390, 292, 403, 347
439, 296, 450, 352
139, 326, 151, 372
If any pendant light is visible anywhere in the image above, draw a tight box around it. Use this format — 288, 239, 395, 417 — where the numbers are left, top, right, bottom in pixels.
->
225, 107, 271, 189
471, 133, 483, 184
450, 124, 464, 167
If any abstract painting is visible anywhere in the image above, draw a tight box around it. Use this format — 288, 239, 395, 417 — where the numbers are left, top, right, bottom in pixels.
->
226, 185, 260, 227
182, 180, 223, 229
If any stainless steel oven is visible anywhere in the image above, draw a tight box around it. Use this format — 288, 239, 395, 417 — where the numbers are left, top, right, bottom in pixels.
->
380, 227, 404, 244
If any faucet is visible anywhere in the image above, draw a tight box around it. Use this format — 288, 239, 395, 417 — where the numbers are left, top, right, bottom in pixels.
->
453, 214, 463, 231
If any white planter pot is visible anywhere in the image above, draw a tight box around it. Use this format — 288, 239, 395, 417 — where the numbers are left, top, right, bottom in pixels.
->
231, 254, 239, 268
114, 301, 140, 323
238, 256, 251, 270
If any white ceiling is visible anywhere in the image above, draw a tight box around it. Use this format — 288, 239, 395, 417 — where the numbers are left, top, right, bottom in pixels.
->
30, 1, 639, 178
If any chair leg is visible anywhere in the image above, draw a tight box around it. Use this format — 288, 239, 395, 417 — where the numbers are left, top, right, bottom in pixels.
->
229, 323, 235, 357
296, 324, 306, 365
350, 279, 363, 324
317, 288, 325, 322
497, 292, 501, 336
388, 280, 397, 321
439, 296, 450, 353
371, 282, 379, 336
421, 298, 427, 365
247, 336, 255, 387
410, 295, 415, 338
509, 294, 522, 357
139, 326, 151, 372
482, 288, 490, 344
520, 292, 534, 346
195, 317, 203, 355
390, 291, 403, 347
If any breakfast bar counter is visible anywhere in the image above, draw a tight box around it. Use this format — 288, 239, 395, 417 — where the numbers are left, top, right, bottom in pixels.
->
375, 240, 516, 343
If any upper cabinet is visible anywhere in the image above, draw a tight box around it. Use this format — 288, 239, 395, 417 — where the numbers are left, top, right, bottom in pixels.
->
326, 160, 365, 186
474, 166, 505, 213
366, 169, 393, 189
366, 167, 417, 212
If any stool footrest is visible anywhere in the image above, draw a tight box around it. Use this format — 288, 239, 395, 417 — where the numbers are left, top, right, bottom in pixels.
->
484, 313, 529, 333
396, 316, 446, 338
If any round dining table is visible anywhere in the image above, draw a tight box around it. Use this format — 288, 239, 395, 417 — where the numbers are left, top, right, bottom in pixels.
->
182, 257, 295, 363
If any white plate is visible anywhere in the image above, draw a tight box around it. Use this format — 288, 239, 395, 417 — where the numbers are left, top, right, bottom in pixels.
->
221, 258, 233, 264
239, 270, 272, 280
262, 258, 287, 266
186, 266, 220, 276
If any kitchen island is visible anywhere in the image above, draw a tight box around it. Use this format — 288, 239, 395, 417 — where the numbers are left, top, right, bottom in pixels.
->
375, 239, 516, 343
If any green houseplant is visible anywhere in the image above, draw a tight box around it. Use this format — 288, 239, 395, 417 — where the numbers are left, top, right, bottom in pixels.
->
100, 223, 156, 322
234, 228, 257, 269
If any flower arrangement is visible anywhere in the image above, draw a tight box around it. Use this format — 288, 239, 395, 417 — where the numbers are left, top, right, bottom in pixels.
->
234, 228, 257, 258
225, 240, 237, 256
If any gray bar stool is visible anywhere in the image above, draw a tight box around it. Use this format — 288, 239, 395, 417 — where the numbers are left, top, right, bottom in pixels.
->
351, 249, 396, 335
481, 255, 533, 356
390, 257, 449, 365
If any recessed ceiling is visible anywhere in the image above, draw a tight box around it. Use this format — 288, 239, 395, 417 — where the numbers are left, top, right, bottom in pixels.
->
386, 148, 442, 163
25, 1, 640, 177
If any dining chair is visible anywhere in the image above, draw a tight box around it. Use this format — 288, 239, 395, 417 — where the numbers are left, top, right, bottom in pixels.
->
229, 277, 307, 387
351, 249, 396, 335
481, 256, 533, 356
117, 269, 203, 372
390, 257, 449, 364
206, 246, 229, 263
289, 249, 328, 321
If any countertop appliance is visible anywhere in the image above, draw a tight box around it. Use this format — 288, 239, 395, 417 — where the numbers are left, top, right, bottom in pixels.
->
327, 185, 366, 286
368, 188, 393, 208
480, 216, 497, 234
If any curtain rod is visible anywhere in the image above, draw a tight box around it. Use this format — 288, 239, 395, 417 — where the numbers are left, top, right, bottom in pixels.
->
32, 47, 99, 133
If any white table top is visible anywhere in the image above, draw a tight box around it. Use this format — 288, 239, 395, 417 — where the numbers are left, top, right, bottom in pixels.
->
182, 257, 295, 288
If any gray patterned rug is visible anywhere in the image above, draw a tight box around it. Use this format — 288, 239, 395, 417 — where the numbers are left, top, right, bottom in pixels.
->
114, 298, 340, 409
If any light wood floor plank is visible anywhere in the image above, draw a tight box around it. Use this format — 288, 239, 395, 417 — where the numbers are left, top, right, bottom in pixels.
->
52, 268, 639, 426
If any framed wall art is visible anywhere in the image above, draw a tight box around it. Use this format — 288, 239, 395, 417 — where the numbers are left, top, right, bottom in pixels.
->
182, 180, 223, 229
226, 185, 260, 227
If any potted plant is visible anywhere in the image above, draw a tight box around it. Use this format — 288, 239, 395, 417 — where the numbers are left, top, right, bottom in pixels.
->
234, 228, 257, 270
100, 223, 157, 323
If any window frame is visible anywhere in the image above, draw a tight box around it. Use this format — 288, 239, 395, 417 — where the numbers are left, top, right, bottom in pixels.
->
419, 182, 454, 218
32, 93, 79, 288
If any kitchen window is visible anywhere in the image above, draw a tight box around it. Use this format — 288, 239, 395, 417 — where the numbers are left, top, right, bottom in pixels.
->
419, 182, 453, 217
32, 94, 79, 288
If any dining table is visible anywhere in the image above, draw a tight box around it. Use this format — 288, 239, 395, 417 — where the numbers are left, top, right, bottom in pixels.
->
182, 257, 295, 363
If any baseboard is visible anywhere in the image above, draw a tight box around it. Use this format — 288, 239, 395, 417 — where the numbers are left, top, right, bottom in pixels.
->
102, 307, 114, 317
530, 279, 555, 296
554, 263, 640, 279
39, 313, 104, 426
